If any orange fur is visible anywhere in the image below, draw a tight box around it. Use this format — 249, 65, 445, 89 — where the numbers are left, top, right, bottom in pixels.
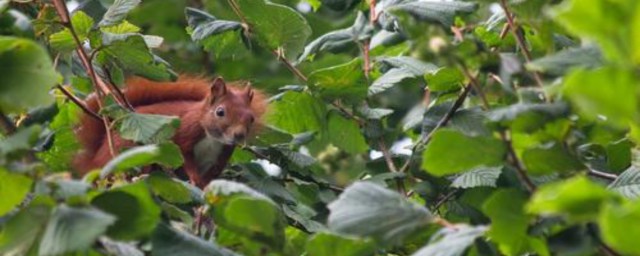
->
73, 75, 267, 187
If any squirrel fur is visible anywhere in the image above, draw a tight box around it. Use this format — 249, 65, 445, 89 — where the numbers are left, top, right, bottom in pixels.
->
73, 75, 267, 188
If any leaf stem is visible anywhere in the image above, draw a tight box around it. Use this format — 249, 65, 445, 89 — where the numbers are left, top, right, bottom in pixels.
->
55, 85, 101, 121
588, 169, 618, 181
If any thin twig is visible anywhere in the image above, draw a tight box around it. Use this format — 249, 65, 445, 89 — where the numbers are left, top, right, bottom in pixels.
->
362, 40, 371, 79
588, 169, 618, 181
369, 0, 378, 25
433, 216, 456, 229
499, 0, 546, 98
103, 66, 134, 111
273, 49, 308, 82
397, 82, 473, 174
55, 85, 101, 120
378, 139, 407, 195
500, 130, 536, 192
433, 189, 459, 212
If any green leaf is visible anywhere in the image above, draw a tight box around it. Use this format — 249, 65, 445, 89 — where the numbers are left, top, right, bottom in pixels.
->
526, 46, 604, 75
116, 112, 180, 144
388, 1, 478, 27
151, 223, 237, 256
49, 11, 94, 52
146, 172, 193, 204
327, 182, 433, 245
527, 176, 615, 221
297, 12, 372, 63
0, 125, 41, 158
100, 237, 144, 256
369, 68, 417, 96
327, 111, 367, 154
562, 67, 638, 127
451, 166, 501, 189
102, 33, 176, 81
483, 189, 546, 256
552, 0, 639, 65
608, 165, 640, 199
92, 181, 161, 240
425, 67, 464, 92
235, 0, 312, 60
266, 91, 327, 134
486, 103, 569, 131
522, 142, 584, 175
0, 168, 32, 216
185, 7, 243, 41
0, 36, 56, 113
99, 0, 141, 27
39, 205, 115, 256
215, 196, 286, 249
0, 197, 53, 255
100, 20, 140, 34
101, 143, 183, 178
37, 102, 81, 172
598, 200, 640, 255
412, 225, 488, 256
305, 232, 376, 256
376, 56, 438, 76
308, 59, 367, 103
423, 129, 507, 176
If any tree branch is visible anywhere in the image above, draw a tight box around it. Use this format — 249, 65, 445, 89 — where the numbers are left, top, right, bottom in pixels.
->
588, 169, 618, 181
55, 85, 101, 121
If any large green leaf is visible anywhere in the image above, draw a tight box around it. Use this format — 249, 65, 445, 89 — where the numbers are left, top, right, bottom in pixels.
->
49, 11, 94, 52
0, 197, 52, 255
102, 33, 176, 81
151, 223, 237, 256
99, 0, 141, 27
266, 91, 327, 134
305, 232, 376, 256
39, 205, 115, 256
522, 142, 584, 175
100, 143, 183, 177
451, 166, 501, 189
598, 200, 640, 255
527, 176, 615, 221
412, 225, 488, 256
185, 7, 243, 42
424, 67, 464, 92
146, 172, 193, 204
116, 112, 180, 144
327, 182, 433, 245
483, 189, 546, 255
423, 129, 507, 176
0, 36, 56, 113
526, 46, 603, 75
562, 67, 638, 127
608, 165, 640, 199
235, 0, 311, 59
388, 1, 478, 27
308, 59, 367, 103
327, 111, 367, 154
0, 168, 32, 216
91, 181, 161, 240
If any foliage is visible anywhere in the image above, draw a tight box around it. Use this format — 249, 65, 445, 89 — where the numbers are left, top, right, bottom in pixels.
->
1, 0, 640, 255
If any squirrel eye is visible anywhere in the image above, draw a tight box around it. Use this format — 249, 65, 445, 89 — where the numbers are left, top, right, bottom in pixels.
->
215, 107, 225, 117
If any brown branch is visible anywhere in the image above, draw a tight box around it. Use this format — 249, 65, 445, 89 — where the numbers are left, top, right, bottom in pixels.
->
433, 189, 459, 212
501, 130, 536, 192
55, 85, 101, 121
499, 0, 547, 99
362, 40, 371, 79
433, 216, 456, 229
273, 49, 308, 82
369, 0, 378, 25
588, 169, 618, 181
378, 139, 407, 195
103, 66, 134, 111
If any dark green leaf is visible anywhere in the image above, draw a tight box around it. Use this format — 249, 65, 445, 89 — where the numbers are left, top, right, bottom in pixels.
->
266, 91, 327, 134
608, 165, 640, 199
308, 58, 367, 103
305, 232, 376, 256
522, 142, 584, 175
147, 172, 193, 204
101, 143, 183, 178
425, 67, 464, 92
185, 8, 242, 42
412, 225, 488, 256
451, 166, 501, 189
102, 33, 176, 81
151, 223, 237, 256
388, 1, 478, 27
99, 0, 141, 27
526, 46, 604, 75
327, 111, 367, 154
327, 182, 433, 245
116, 112, 180, 144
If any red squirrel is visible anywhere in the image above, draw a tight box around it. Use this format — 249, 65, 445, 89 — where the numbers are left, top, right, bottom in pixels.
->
73, 76, 267, 188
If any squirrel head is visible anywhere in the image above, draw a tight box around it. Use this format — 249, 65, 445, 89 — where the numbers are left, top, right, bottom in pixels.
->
200, 77, 264, 145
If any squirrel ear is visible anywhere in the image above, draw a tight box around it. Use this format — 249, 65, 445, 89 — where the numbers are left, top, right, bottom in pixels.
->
244, 83, 254, 102
208, 77, 227, 104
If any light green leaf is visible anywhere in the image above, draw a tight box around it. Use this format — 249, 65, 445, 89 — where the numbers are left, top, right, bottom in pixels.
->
327, 111, 368, 154
563, 67, 639, 127
266, 91, 327, 134
608, 165, 640, 199
526, 46, 604, 75
305, 232, 376, 256
522, 142, 584, 175
185, 7, 243, 41
0, 197, 52, 255
369, 68, 417, 96
425, 67, 464, 92
99, 0, 141, 27
49, 11, 94, 52
412, 225, 488, 256
308, 58, 367, 103
423, 129, 506, 176
598, 200, 640, 255
203, 179, 273, 204
527, 176, 615, 221
235, 0, 311, 60
116, 112, 180, 144
388, 1, 478, 27
102, 33, 177, 81
451, 166, 501, 189
39, 205, 115, 256
327, 182, 433, 245
91, 181, 161, 240
146, 172, 193, 204
101, 143, 184, 178
0, 169, 33, 217
0, 36, 57, 113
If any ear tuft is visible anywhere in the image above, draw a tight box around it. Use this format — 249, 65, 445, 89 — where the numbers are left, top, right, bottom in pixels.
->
208, 77, 227, 104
